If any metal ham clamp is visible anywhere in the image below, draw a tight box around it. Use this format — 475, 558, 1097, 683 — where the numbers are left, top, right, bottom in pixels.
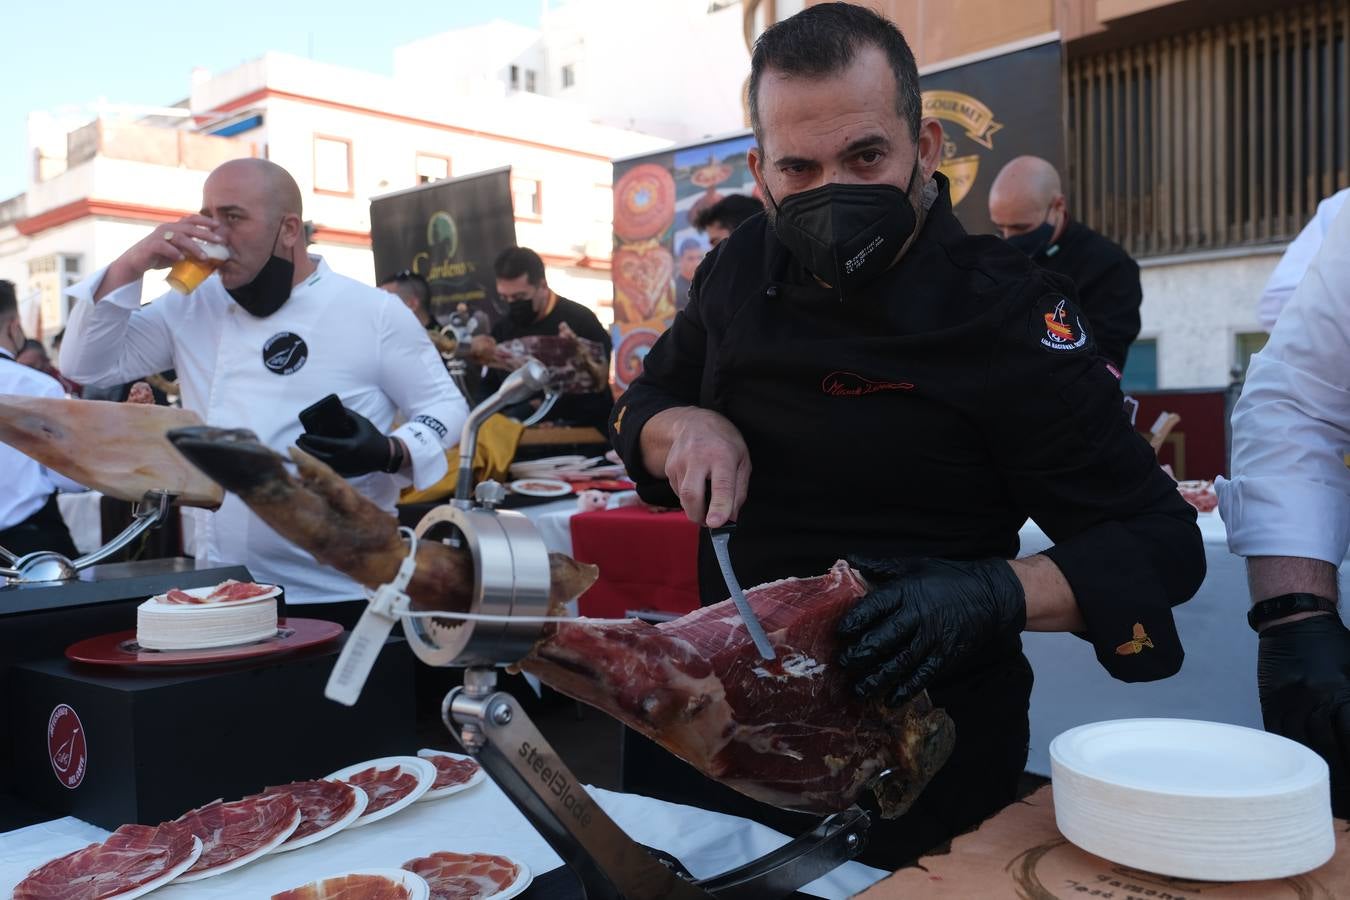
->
325, 359, 870, 900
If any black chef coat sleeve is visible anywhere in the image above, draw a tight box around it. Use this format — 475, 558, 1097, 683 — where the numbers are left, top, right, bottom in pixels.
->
607, 262, 716, 508
985, 285, 1205, 682
1082, 253, 1142, 370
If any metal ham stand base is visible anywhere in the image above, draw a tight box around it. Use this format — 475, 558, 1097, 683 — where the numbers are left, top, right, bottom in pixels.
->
383, 360, 871, 899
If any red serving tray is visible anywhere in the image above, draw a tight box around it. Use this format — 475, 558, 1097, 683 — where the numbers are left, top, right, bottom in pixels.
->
65, 617, 343, 667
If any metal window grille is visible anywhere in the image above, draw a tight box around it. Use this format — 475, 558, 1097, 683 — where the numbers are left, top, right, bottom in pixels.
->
1066, 1, 1350, 257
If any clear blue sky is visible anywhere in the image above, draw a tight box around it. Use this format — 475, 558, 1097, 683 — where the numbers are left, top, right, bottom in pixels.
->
1, 0, 550, 200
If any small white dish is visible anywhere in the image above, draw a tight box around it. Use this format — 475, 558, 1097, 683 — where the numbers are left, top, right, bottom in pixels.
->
272, 783, 368, 853
272, 867, 429, 900
1051, 718, 1334, 881
104, 836, 203, 900
416, 748, 486, 801
509, 478, 572, 498
325, 755, 437, 828
404, 854, 531, 900
173, 808, 301, 882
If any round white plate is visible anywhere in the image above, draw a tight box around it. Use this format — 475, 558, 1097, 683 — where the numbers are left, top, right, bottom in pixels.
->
104, 836, 202, 900
405, 855, 531, 900
509, 478, 572, 498
1051, 718, 1334, 880
148, 582, 281, 605
1052, 718, 1327, 797
272, 783, 368, 853
273, 868, 429, 900
172, 808, 301, 882
416, 748, 486, 801
326, 755, 437, 828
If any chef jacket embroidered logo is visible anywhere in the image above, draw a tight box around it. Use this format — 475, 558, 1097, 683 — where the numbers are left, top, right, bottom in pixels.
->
47, 703, 87, 789
1036, 297, 1089, 353
262, 332, 308, 375
821, 371, 914, 397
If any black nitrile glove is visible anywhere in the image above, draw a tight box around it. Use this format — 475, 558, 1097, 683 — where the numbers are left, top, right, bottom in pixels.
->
836, 557, 1027, 707
295, 406, 396, 477
1258, 613, 1350, 816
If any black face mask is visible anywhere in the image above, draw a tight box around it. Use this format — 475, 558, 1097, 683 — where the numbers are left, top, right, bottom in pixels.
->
766, 159, 927, 300
507, 297, 537, 327
227, 220, 294, 318
1006, 221, 1055, 258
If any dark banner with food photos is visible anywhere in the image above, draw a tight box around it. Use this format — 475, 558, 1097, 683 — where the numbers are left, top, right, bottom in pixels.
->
610, 133, 759, 391
921, 38, 1063, 237
370, 166, 517, 330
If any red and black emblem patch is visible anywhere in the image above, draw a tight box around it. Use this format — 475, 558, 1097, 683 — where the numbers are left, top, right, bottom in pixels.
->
1032, 294, 1091, 353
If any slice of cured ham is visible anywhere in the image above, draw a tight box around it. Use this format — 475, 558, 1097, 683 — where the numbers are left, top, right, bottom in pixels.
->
402, 852, 520, 900
160, 580, 274, 605
519, 560, 956, 818
251, 780, 358, 844
425, 755, 480, 791
13, 822, 199, 900
271, 874, 411, 900
173, 793, 299, 879
343, 765, 420, 815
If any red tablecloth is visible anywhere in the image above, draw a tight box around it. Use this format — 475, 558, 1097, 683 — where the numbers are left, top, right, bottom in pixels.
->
569, 506, 700, 619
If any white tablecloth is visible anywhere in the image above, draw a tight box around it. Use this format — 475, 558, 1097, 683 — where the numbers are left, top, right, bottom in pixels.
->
0, 783, 886, 899
1021, 510, 1350, 775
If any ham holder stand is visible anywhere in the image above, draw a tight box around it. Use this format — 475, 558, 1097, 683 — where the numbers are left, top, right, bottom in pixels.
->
329, 360, 871, 899
0, 490, 175, 584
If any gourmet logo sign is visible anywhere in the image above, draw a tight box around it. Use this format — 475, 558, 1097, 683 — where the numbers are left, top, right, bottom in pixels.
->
47, 703, 87, 789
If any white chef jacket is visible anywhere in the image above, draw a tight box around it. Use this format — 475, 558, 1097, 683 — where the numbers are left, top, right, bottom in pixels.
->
1256, 188, 1349, 331
61, 256, 469, 603
1218, 203, 1350, 565
0, 348, 88, 530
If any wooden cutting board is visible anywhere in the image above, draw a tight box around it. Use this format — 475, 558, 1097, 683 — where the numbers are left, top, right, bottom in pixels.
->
0, 395, 224, 508
859, 785, 1349, 898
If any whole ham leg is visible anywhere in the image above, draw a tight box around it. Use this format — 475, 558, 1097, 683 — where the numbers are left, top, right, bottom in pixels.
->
167, 427, 954, 818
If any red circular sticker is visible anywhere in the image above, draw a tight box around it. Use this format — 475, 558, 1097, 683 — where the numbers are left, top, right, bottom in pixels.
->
48, 703, 87, 789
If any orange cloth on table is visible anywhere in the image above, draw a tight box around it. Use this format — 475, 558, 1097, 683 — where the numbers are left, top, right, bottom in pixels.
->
570, 506, 701, 619
398, 413, 524, 504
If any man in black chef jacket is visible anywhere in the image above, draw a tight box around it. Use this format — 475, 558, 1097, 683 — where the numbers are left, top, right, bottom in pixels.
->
608, 2, 1204, 867
475, 246, 613, 432
989, 155, 1143, 370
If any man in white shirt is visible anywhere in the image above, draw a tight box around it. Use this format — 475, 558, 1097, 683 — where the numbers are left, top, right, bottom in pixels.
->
1217, 203, 1350, 815
0, 280, 84, 558
1256, 187, 1349, 331
61, 159, 468, 608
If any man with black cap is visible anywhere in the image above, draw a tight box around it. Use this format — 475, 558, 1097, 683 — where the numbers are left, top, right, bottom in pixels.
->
608, 1, 1204, 867
989, 155, 1143, 370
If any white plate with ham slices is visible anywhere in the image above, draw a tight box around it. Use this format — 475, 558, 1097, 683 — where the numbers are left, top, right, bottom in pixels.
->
271, 867, 429, 900
416, 748, 486, 801
150, 580, 281, 605
171, 794, 302, 882
326, 756, 437, 828
402, 851, 532, 900
15, 825, 204, 900
263, 780, 368, 853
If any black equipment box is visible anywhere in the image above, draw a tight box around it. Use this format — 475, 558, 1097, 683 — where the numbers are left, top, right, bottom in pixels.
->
8, 636, 415, 830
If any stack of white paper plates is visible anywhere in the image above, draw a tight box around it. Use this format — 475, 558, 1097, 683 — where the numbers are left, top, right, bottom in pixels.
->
1051, 718, 1334, 881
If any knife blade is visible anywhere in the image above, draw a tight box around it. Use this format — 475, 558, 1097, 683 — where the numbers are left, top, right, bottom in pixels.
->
709, 524, 776, 660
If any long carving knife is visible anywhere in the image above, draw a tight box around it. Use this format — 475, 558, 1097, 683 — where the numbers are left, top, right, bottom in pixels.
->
709, 524, 776, 660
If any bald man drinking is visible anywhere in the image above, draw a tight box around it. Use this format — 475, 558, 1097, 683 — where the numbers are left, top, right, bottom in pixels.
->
61, 158, 468, 617
989, 155, 1142, 369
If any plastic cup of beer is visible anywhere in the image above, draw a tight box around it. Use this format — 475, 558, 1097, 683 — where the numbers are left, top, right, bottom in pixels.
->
166, 240, 230, 294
